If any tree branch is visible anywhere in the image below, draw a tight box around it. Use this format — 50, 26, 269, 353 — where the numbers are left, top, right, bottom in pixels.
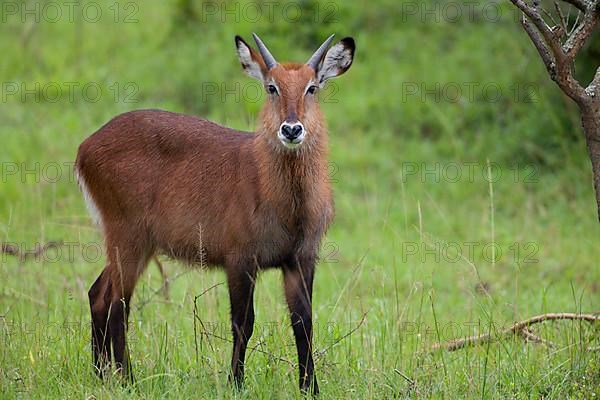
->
521, 15, 557, 78
563, 6, 600, 59
554, 1, 569, 34
509, 0, 600, 219
428, 313, 599, 352
510, 0, 590, 102
510, 0, 567, 60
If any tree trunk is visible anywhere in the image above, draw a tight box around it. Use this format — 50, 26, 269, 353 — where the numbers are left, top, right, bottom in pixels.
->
580, 98, 600, 221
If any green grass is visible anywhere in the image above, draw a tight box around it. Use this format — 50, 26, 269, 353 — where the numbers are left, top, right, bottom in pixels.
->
1, 0, 599, 398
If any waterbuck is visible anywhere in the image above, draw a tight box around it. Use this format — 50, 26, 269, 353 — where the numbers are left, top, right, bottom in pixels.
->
76, 33, 355, 394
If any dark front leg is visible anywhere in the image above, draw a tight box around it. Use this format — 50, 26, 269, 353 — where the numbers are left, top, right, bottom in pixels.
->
109, 296, 134, 383
227, 267, 256, 388
283, 255, 319, 395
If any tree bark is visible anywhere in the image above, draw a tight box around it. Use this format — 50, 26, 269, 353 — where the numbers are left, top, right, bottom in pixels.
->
581, 98, 600, 220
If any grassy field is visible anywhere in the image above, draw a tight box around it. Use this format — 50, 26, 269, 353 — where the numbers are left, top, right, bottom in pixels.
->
1, 0, 599, 398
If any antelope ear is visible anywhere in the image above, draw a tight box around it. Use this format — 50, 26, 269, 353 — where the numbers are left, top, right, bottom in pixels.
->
316, 37, 355, 86
235, 35, 267, 81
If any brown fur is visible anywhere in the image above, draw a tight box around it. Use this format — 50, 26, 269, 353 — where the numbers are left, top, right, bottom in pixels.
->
77, 62, 335, 392
78, 33, 355, 393
77, 105, 333, 268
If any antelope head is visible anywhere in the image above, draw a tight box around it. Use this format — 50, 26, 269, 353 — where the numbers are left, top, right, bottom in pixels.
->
235, 33, 355, 150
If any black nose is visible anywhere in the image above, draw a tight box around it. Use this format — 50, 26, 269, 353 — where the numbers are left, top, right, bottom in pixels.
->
281, 124, 303, 141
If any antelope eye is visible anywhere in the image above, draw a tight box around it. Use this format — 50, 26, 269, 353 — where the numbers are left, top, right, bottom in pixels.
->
267, 85, 278, 95
307, 85, 318, 95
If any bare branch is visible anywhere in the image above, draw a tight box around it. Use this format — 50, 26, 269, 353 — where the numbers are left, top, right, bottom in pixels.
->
510, 0, 567, 60
570, 10, 582, 35
428, 312, 599, 352
564, 8, 600, 59
510, 0, 592, 102
543, 7, 560, 28
554, 2, 569, 35
521, 16, 557, 78
509, 2, 600, 218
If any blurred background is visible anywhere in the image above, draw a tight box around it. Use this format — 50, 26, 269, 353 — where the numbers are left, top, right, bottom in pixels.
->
1, 0, 599, 398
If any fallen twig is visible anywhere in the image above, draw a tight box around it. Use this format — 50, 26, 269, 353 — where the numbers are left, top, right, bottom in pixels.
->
428, 313, 599, 352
